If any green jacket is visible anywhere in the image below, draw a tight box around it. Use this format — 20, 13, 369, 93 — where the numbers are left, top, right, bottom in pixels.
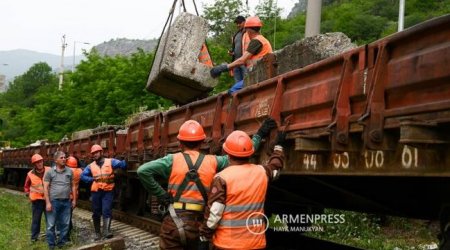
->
136, 135, 262, 198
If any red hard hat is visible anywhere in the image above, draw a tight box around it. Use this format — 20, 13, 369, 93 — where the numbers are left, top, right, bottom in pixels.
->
177, 120, 206, 141
91, 144, 103, 154
67, 156, 78, 168
244, 16, 263, 28
223, 130, 254, 157
31, 154, 43, 164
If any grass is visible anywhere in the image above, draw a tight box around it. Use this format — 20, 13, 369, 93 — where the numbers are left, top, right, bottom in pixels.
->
0, 189, 80, 250
305, 209, 440, 250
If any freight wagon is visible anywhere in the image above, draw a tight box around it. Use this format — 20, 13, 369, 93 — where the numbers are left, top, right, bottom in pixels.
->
1, 14, 450, 243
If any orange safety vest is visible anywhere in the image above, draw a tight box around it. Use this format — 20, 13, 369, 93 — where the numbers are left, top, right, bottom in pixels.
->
27, 166, 51, 201
198, 43, 213, 67
69, 168, 82, 200
168, 151, 217, 205
242, 32, 251, 56
90, 158, 114, 192
245, 35, 273, 69
213, 164, 268, 249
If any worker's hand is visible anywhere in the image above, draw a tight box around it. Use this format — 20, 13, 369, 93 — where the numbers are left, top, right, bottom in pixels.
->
256, 118, 277, 138
210, 64, 228, 78
158, 192, 173, 207
72, 200, 77, 209
274, 131, 287, 148
46, 203, 52, 212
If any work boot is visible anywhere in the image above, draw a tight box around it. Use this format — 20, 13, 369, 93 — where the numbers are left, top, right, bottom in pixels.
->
93, 218, 102, 241
103, 218, 113, 239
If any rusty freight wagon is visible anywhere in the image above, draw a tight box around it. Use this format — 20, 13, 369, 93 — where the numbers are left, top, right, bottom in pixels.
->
1, 14, 450, 245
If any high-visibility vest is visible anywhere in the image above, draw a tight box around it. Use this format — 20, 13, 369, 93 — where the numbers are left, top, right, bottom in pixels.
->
198, 44, 213, 67
69, 168, 82, 200
213, 164, 268, 249
242, 32, 251, 56
168, 151, 217, 205
245, 35, 273, 69
90, 158, 114, 192
28, 166, 51, 201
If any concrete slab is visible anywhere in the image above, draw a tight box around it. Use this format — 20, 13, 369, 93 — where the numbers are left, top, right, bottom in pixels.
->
245, 32, 356, 86
147, 12, 218, 104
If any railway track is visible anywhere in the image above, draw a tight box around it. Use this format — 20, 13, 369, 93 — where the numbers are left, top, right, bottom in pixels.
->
72, 207, 159, 249
77, 200, 161, 234
75, 203, 363, 250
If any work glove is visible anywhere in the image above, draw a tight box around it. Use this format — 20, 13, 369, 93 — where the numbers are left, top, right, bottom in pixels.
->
157, 192, 173, 207
274, 131, 287, 148
210, 64, 228, 78
256, 118, 277, 138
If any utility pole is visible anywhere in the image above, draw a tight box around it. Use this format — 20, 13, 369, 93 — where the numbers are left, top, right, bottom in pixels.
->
305, 0, 322, 37
398, 0, 405, 32
59, 35, 67, 90
72, 41, 90, 72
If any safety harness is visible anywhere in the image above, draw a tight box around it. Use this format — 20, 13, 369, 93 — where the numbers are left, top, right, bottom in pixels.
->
168, 152, 207, 246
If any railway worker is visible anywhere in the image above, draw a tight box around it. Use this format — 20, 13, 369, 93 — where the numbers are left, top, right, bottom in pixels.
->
210, 16, 273, 94
228, 15, 249, 82
80, 144, 127, 240
66, 156, 82, 241
43, 151, 77, 249
24, 153, 51, 243
198, 130, 286, 250
137, 118, 277, 249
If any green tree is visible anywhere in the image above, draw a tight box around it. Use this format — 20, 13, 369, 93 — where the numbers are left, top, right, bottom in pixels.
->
0, 50, 172, 146
203, 0, 247, 38
0, 62, 57, 146
255, 0, 282, 20
255, 0, 283, 49
1, 62, 57, 107
59, 50, 171, 130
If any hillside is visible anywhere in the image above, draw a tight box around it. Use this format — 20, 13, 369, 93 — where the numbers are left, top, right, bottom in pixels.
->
92, 38, 158, 57
0, 38, 158, 83
287, 0, 335, 19
0, 49, 84, 83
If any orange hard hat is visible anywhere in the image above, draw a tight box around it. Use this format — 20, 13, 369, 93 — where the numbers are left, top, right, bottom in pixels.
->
31, 154, 43, 164
244, 16, 263, 28
177, 120, 206, 141
91, 144, 103, 154
66, 156, 78, 168
223, 130, 254, 157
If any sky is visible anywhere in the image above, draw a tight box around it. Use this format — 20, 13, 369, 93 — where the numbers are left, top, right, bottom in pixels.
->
0, 0, 297, 56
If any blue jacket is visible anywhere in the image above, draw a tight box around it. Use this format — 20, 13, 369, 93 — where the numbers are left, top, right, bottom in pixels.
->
80, 158, 126, 183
